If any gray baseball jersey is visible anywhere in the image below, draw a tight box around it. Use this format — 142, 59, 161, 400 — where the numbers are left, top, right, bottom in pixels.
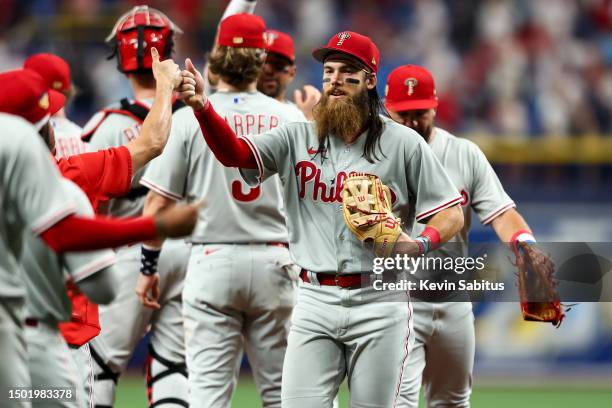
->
21, 178, 116, 323
85, 99, 151, 218
239, 117, 463, 273
413, 127, 515, 258
0, 114, 76, 300
141, 91, 306, 243
52, 116, 88, 159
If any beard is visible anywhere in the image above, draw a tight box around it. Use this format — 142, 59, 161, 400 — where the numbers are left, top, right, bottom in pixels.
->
257, 76, 282, 98
413, 123, 434, 143
313, 86, 370, 143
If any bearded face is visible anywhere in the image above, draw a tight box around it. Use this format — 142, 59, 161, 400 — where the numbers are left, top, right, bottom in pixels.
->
313, 79, 370, 143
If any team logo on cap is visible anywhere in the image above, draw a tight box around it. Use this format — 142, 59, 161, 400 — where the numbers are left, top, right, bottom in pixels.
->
52, 81, 63, 90
336, 32, 351, 46
265, 31, 278, 46
404, 78, 418, 96
233, 36, 244, 44
38, 93, 49, 110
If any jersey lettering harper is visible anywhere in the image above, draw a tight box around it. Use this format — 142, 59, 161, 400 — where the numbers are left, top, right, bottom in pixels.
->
0, 114, 76, 300
239, 117, 462, 273
22, 179, 116, 323
141, 91, 306, 243
412, 128, 515, 259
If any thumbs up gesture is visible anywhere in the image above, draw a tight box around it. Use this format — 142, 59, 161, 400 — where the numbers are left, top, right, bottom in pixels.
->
151, 47, 182, 89
177, 58, 208, 110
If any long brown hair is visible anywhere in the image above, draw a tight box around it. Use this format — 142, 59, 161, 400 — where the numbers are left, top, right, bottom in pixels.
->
208, 46, 265, 90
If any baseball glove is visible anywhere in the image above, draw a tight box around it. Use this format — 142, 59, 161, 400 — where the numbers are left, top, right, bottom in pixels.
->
515, 242, 565, 327
341, 173, 401, 257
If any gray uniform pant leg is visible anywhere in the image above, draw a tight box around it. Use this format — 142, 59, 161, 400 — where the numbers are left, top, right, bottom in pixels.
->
67, 344, 94, 408
183, 244, 296, 408
281, 284, 413, 408
93, 240, 189, 406
397, 302, 474, 408
0, 299, 31, 408
26, 323, 83, 408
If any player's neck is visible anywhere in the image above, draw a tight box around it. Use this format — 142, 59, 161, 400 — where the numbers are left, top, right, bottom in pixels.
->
129, 76, 156, 100
217, 79, 257, 93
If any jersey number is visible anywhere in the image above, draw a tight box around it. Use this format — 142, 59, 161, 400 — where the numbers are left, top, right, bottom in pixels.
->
232, 180, 261, 202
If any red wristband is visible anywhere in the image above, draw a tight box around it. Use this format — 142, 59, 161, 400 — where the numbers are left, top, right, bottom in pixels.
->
420, 226, 441, 250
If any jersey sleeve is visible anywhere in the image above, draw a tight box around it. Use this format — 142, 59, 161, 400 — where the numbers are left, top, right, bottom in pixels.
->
57, 146, 132, 206
467, 142, 516, 224
59, 181, 117, 282
140, 115, 192, 200
407, 138, 463, 223
5, 128, 76, 235
238, 124, 291, 186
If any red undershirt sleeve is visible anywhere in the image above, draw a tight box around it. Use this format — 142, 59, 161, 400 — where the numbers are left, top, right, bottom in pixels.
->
194, 103, 257, 169
40, 214, 156, 252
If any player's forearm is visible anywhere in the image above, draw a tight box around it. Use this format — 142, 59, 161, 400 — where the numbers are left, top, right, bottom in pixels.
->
194, 104, 257, 168
424, 204, 464, 243
127, 82, 174, 172
490, 208, 534, 246
222, 0, 257, 19
40, 214, 157, 252
142, 190, 176, 249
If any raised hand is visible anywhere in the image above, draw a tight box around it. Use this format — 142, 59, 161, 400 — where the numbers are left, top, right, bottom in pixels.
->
294, 85, 322, 120
151, 47, 182, 89
178, 58, 208, 110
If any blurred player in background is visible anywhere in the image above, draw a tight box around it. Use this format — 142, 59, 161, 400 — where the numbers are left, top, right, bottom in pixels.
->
137, 13, 304, 407
385, 65, 542, 408
24, 53, 88, 158
81, 5, 191, 408
257, 29, 321, 120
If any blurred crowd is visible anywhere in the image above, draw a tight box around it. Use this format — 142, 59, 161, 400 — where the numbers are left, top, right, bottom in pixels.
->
1, 0, 611, 137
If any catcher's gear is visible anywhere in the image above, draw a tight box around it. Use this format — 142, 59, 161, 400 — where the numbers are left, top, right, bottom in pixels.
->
515, 242, 565, 327
341, 173, 401, 257
106, 5, 182, 73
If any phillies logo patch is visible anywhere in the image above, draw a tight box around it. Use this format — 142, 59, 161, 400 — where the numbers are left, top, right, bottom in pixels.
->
337, 32, 351, 46
265, 31, 278, 46
405, 78, 418, 96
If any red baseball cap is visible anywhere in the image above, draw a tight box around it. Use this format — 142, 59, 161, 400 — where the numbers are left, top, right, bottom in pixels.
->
0, 69, 66, 130
384, 65, 438, 112
218, 13, 267, 49
312, 31, 380, 73
24, 53, 72, 94
265, 30, 295, 62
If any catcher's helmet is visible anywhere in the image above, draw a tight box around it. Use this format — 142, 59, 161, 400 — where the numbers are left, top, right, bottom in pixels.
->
106, 5, 182, 73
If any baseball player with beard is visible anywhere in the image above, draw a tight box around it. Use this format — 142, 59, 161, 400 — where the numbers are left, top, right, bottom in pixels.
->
384, 65, 539, 408
137, 13, 304, 407
257, 29, 321, 120
178, 31, 465, 407
81, 5, 192, 407
24, 53, 88, 159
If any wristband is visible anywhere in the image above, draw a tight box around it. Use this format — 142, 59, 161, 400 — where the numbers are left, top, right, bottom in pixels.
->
415, 226, 441, 255
140, 245, 161, 276
510, 229, 536, 254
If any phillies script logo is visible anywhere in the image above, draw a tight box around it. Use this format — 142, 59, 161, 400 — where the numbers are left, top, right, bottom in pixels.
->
295, 161, 397, 204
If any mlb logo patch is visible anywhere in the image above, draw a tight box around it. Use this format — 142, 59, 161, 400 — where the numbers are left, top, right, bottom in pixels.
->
233, 97, 246, 104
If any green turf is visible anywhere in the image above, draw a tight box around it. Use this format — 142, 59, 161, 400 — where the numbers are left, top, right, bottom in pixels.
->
116, 375, 612, 407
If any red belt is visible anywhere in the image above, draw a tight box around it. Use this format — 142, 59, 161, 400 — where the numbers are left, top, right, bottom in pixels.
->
25, 318, 38, 328
299, 270, 365, 289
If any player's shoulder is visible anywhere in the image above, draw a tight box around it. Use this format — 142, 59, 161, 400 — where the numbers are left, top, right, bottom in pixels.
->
435, 127, 484, 157
0, 113, 41, 151
58, 179, 94, 216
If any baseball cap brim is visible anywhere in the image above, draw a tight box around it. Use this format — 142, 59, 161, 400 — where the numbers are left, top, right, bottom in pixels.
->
48, 89, 66, 115
385, 98, 438, 113
312, 47, 368, 70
